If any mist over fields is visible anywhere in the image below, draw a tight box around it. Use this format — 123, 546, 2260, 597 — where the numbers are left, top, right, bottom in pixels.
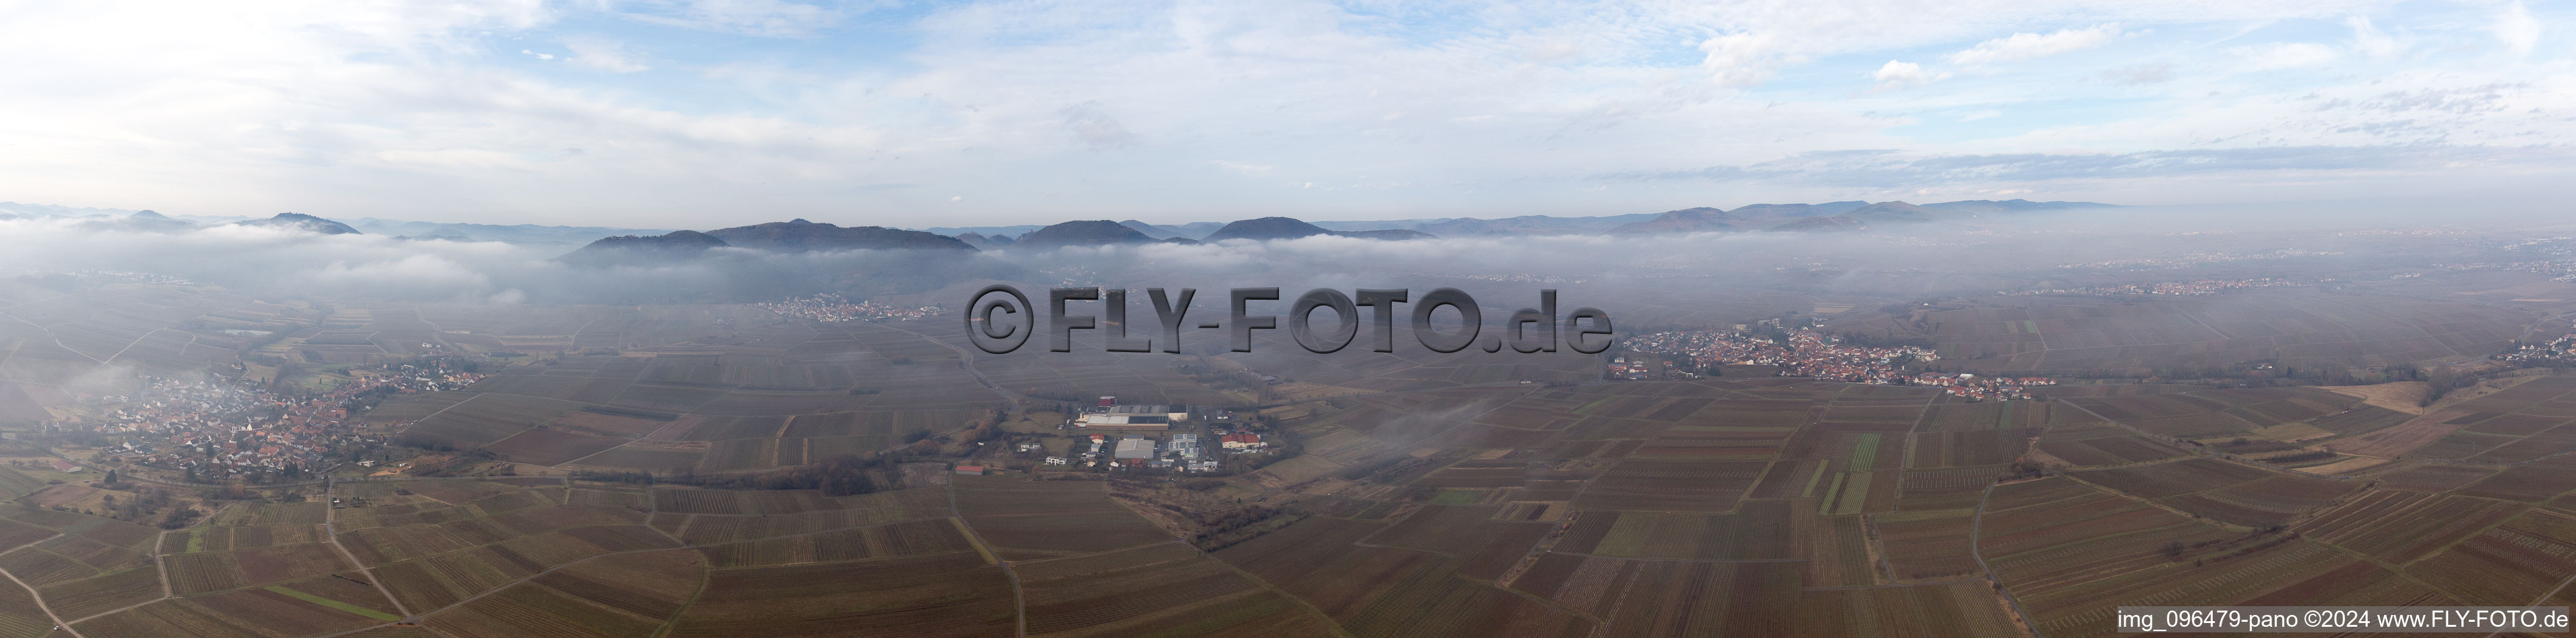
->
4, 200, 2559, 311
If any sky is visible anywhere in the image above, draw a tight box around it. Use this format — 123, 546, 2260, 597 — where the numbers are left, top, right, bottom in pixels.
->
1, 0, 2570, 227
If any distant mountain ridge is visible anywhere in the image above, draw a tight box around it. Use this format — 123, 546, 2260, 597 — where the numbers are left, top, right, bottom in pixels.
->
234, 213, 359, 235
346, 217, 670, 245
558, 230, 730, 267
6, 197, 2117, 252
706, 219, 973, 252
1200, 217, 1435, 242
971, 198, 2114, 241
1602, 198, 2116, 235
1012, 220, 1162, 249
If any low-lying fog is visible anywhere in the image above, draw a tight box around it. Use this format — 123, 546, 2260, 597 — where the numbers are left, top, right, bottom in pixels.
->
1, 200, 2565, 310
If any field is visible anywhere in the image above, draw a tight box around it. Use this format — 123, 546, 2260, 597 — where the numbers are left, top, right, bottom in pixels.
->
11, 282, 2576, 636
353, 311, 1022, 475
951, 475, 1173, 560
1825, 292, 2531, 374
1017, 543, 1335, 637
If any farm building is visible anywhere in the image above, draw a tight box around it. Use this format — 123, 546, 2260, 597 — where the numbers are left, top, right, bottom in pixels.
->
1079, 414, 1172, 431
953, 465, 986, 475
1080, 402, 1191, 431
1113, 437, 1156, 460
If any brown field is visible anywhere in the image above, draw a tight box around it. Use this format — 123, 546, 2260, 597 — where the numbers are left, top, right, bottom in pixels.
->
951, 475, 1172, 560
1019, 550, 1332, 637
694, 518, 976, 567
1360, 505, 1551, 579
2297, 490, 2525, 563
18, 285, 2576, 638
2067, 457, 2274, 500
2017, 540, 2352, 638
485, 427, 631, 465
2033, 425, 2187, 467
1876, 510, 1980, 581
1569, 459, 1769, 512
2453, 459, 2576, 502
1554, 501, 1807, 561
2162, 475, 2362, 527
1979, 477, 2239, 592
2322, 382, 2431, 415
38, 565, 159, 620
2422, 507, 2576, 599
664, 551, 1016, 638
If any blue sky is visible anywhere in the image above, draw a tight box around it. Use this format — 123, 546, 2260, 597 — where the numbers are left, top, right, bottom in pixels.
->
1, 0, 2568, 227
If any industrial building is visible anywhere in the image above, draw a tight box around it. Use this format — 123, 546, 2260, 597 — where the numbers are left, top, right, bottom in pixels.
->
1075, 399, 1192, 431
1113, 436, 1156, 460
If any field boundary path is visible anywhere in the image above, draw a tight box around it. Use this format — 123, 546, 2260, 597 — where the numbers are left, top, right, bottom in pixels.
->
2483, 573, 2576, 638
877, 321, 1024, 414
2054, 399, 2372, 481
0, 531, 79, 638
944, 480, 1027, 638
1971, 480, 2045, 638
322, 477, 417, 622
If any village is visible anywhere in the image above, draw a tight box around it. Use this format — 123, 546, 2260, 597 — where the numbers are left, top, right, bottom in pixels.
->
984, 397, 1273, 475
753, 293, 945, 322
2499, 329, 2576, 364
2003, 277, 2304, 297
2435, 259, 2576, 282
59, 359, 482, 482
1620, 324, 2052, 399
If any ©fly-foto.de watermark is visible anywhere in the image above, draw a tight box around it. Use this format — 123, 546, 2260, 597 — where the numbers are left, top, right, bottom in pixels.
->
964, 285, 1614, 356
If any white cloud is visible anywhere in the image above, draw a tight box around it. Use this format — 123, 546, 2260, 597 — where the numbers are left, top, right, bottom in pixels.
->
1946, 24, 2122, 65
2102, 62, 2173, 85
2347, 16, 2402, 59
1698, 32, 1790, 87
1871, 60, 1946, 87
3, 0, 2574, 226
624, 0, 839, 37
2233, 42, 2339, 70
562, 36, 650, 72
521, 49, 556, 60
2491, 0, 2540, 55
1058, 101, 1136, 151
1210, 160, 1271, 174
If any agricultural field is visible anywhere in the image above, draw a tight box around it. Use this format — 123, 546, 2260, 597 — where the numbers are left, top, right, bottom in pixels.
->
8, 285, 2576, 637
951, 474, 1173, 560
343, 310, 1030, 476
2336, 375, 2576, 460
1825, 292, 2531, 374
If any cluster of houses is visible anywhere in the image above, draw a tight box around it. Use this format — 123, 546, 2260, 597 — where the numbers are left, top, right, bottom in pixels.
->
1038, 396, 1273, 473
1625, 326, 1941, 384
1624, 327, 2053, 399
2003, 277, 2303, 297
1903, 373, 2055, 401
82, 363, 480, 480
753, 293, 943, 323
2500, 331, 2576, 364
1049, 432, 1238, 473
